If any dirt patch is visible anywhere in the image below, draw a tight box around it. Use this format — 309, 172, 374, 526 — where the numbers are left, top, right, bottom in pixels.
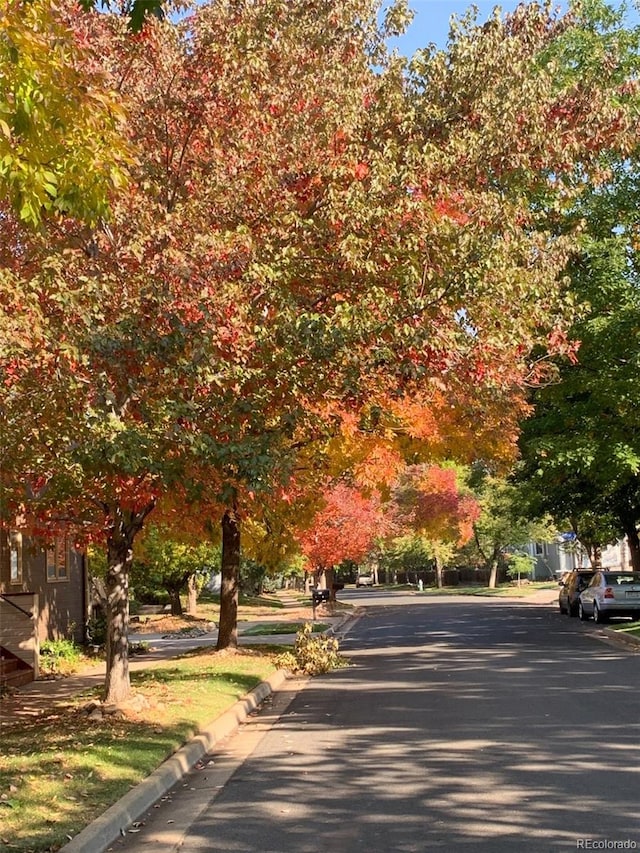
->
130, 615, 214, 635
129, 603, 340, 635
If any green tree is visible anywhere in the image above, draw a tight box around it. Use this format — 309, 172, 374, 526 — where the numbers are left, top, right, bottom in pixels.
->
377, 534, 432, 584
468, 472, 557, 588
134, 526, 218, 615
505, 552, 536, 585
518, 210, 640, 567
0, 0, 129, 225
514, 1, 640, 564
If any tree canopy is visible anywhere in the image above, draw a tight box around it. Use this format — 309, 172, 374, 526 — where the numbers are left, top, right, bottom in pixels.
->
2, 0, 638, 702
518, 227, 640, 567
298, 482, 384, 575
517, 0, 640, 568
0, 0, 129, 225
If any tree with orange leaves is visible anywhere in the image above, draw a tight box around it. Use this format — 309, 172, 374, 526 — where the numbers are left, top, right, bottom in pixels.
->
390, 465, 480, 588
2, 0, 638, 706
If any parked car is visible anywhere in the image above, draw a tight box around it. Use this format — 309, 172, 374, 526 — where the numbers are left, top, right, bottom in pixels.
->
558, 570, 595, 617
578, 571, 640, 623
355, 572, 374, 587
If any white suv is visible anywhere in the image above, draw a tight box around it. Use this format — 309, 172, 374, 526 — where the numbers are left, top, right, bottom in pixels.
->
356, 573, 374, 587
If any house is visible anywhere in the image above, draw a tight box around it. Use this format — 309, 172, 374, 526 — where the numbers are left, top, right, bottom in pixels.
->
0, 530, 88, 689
525, 535, 634, 580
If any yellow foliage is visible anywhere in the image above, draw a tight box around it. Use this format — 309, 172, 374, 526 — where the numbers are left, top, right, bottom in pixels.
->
0, 0, 130, 224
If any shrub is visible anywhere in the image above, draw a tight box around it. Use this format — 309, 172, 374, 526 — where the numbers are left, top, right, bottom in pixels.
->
39, 639, 83, 676
506, 553, 535, 583
276, 623, 348, 676
86, 612, 107, 647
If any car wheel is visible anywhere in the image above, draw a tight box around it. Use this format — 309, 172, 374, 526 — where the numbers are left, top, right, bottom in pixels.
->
593, 603, 608, 624
631, 611, 640, 622
578, 600, 589, 621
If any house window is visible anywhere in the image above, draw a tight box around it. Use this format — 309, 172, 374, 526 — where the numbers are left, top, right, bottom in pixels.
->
9, 531, 22, 584
535, 542, 547, 556
46, 538, 69, 582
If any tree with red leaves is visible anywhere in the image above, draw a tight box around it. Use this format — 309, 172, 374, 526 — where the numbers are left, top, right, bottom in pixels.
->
298, 483, 384, 596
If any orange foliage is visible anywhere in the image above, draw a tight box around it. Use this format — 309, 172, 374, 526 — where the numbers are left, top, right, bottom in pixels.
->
392, 465, 480, 546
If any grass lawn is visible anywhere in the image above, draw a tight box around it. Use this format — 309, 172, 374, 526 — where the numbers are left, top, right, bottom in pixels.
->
416, 581, 558, 597
241, 621, 329, 636
609, 620, 640, 637
0, 646, 280, 853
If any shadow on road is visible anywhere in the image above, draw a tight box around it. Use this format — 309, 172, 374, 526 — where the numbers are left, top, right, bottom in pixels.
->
117, 600, 640, 852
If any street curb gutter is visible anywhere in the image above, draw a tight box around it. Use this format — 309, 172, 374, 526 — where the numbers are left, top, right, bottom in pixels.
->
60, 669, 289, 853
601, 626, 640, 650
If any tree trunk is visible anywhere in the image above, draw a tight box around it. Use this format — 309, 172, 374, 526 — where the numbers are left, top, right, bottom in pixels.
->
435, 555, 444, 589
590, 544, 603, 569
474, 528, 496, 588
168, 588, 183, 616
619, 514, 640, 571
216, 507, 240, 651
325, 567, 336, 601
627, 531, 640, 571
488, 546, 502, 589
187, 573, 198, 615
104, 538, 130, 706
103, 502, 154, 705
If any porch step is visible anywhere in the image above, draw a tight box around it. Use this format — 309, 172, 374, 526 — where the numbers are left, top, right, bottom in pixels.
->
1, 668, 34, 689
0, 657, 18, 676
0, 651, 34, 690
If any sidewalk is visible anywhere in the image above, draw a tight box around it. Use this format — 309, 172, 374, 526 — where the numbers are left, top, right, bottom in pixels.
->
1, 602, 355, 853
518, 587, 559, 605
0, 602, 350, 723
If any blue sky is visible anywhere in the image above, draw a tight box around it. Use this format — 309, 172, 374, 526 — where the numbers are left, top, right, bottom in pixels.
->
390, 0, 639, 55
391, 0, 527, 53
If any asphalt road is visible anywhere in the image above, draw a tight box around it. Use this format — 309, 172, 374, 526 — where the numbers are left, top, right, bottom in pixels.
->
113, 592, 640, 853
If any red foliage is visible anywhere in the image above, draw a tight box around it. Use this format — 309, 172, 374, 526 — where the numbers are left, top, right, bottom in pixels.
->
298, 483, 384, 570
434, 192, 470, 225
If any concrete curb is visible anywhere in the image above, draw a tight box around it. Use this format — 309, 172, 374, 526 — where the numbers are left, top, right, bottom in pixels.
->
59, 669, 289, 853
601, 626, 640, 650
332, 608, 365, 637
325, 610, 359, 636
